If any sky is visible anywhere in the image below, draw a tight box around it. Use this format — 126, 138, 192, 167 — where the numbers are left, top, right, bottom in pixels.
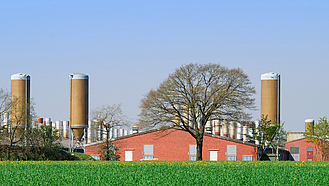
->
1, 1, 328, 132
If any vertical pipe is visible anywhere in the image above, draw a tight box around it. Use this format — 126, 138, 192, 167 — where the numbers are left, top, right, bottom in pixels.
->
255, 121, 259, 145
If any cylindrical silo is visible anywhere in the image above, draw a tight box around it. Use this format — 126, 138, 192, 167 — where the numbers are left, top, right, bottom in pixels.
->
132, 126, 139, 134
3, 112, 8, 130
261, 72, 280, 125
11, 73, 30, 139
243, 124, 248, 142
38, 118, 43, 129
206, 121, 212, 134
214, 120, 220, 135
110, 128, 113, 139
70, 73, 88, 141
222, 120, 228, 137
119, 128, 124, 137
63, 121, 68, 138
114, 128, 118, 138
230, 121, 236, 139
305, 119, 314, 133
45, 118, 51, 126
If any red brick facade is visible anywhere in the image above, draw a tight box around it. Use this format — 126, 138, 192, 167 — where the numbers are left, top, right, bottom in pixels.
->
85, 127, 258, 161
285, 138, 329, 161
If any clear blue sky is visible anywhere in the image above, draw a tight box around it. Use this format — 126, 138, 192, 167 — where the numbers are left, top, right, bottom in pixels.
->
1, 1, 328, 132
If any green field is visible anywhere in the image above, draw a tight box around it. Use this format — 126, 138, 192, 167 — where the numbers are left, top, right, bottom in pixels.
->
0, 161, 328, 185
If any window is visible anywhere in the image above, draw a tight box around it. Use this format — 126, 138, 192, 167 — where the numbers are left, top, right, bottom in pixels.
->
227, 156, 236, 161
143, 145, 154, 160
290, 146, 300, 161
189, 155, 196, 161
243, 155, 253, 161
189, 145, 197, 161
227, 145, 236, 155
226, 145, 237, 161
307, 148, 313, 152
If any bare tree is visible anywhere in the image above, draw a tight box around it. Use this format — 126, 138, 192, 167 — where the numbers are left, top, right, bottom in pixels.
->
0, 95, 37, 160
91, 104, 128, 161
138, 63, 255, 160
0, 88, 10, 125
0, 89, 11, 159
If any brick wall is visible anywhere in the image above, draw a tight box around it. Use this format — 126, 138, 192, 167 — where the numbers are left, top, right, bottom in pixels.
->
85, 128, 257, 161
285, 138, 319, 161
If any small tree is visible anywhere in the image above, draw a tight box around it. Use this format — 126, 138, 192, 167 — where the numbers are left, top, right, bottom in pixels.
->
91, 104, 128, 161
248, 116, 286, 160
304, 117, 329, 161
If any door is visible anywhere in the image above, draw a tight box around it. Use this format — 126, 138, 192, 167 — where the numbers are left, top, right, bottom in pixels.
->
210, 151, 218, 161
307, 148, 313, 161
125, 151, 133, 161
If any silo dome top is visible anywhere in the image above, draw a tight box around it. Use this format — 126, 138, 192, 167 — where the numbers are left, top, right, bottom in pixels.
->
261, 72, 280, 80
11, 73, 30, 80
305, 119, 314, 123
70, 73, 89, 79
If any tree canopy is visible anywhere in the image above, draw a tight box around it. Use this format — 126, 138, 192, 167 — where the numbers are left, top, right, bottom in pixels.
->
138, 63, 256, 160
304, 117, 329, 161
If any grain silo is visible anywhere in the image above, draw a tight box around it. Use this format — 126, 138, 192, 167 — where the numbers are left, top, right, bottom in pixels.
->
11, 73, 30, 139
261, 72, 280, 125
70, 73, 88, 141
305, 119, 314, 133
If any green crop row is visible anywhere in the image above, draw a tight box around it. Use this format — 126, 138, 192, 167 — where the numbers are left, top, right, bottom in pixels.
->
0, 161, 328, 185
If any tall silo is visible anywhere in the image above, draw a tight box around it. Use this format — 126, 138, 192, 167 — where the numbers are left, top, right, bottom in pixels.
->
70, 73, 88, 141
11, 73, 30, 139
261, 72, 280, 125
305, 119, 314, 133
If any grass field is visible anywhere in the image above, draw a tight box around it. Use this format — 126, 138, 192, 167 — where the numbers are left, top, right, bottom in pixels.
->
0, 161, 328, 185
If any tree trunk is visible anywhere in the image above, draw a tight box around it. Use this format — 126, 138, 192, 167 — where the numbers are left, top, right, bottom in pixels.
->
106, 129, 110, 161
196, 137, 203, 161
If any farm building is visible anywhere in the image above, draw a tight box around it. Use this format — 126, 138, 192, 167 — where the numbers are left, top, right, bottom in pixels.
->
285, 138, 329, 161
85, 126, 258, 161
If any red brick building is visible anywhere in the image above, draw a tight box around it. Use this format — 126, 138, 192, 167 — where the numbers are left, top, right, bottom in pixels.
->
85, 127, 258, 161
285, 138, 324, 161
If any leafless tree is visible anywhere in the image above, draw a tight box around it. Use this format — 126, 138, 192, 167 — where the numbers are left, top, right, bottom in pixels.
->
138, 63, 256, 160
0, 95, 37, 160
0, 89, 10, 124
91, 104, 129, 160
